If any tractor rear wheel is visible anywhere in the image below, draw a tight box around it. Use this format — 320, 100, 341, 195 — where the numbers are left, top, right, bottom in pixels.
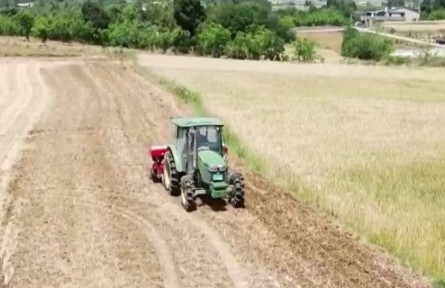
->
180, 175, 196, 212
228, 172, 245, 208
163, 152, 181, 196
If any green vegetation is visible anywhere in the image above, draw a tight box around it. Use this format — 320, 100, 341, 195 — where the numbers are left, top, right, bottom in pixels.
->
421, 0, 445, 19
277, 6, 351, 27
0, 0, 355, 61
341, 26, 394, 61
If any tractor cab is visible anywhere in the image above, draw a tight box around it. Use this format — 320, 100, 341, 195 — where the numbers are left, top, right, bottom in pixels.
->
171, 117, 227, 174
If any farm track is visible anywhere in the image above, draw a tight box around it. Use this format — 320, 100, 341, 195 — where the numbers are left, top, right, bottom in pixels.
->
0, 57, 431, 288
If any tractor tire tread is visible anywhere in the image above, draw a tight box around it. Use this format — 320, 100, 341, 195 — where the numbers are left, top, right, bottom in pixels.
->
167, 152, 181, 196
229, 172, 245, 208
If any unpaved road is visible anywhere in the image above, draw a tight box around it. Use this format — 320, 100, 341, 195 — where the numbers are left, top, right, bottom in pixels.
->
0, 57, 431, 288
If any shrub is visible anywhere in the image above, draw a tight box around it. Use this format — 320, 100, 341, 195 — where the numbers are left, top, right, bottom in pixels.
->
196, 22, 231, 57
224, 32, 250, 59
244, 24, 285, 60
0, 15, 20, 36
15, 9, 35, 40
426, 8, 445, 20
171, 28, 193, 54
341, 26, 394, 61
293, 7, 350, 27
291, 37, 318, 62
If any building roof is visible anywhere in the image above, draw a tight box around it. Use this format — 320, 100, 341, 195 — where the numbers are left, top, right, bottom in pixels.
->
390, 6, 419, 14
170, 117, 224, 128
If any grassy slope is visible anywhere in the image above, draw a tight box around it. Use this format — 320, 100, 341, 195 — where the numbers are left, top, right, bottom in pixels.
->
135, 54, 445, 284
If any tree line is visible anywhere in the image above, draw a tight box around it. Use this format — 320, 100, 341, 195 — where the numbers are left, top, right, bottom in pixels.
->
0, 0, 356, 60
2, 0, 441, 62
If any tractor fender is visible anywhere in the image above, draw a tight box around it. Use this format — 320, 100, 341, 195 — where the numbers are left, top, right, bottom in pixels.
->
167, 145, 183, 173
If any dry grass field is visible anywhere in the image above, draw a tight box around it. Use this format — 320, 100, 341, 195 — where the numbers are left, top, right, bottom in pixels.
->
298, 31, 343, 54
138, 54, 445, 282
0, 36, 125, 57
381, 20, 445, 32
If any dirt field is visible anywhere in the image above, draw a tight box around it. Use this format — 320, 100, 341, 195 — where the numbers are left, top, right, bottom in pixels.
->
0, 36, 125, 57
297, 31, 343, 54
137, 54, 445, 283
0, 56, 432, 288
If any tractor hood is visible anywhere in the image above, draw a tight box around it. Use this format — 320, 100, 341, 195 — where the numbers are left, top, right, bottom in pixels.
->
198, 150, 226, 171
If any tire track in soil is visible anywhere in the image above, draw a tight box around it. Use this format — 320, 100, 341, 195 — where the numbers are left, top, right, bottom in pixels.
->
7, 60, 169, 288
29, 187, 180, 288
5, 59, 254, 288
1, 56, 431, 288
136, 54, 432, 288
0, 59, 53, 286
87, 61, 252, 288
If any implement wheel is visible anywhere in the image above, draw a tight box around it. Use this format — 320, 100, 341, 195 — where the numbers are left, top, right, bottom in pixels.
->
162, 151, 181, 196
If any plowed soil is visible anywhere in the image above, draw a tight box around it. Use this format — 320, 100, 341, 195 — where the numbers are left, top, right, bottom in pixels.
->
0, 57, 431, 288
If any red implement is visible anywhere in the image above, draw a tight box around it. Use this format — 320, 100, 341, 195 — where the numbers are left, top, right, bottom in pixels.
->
148, 145, 168, 182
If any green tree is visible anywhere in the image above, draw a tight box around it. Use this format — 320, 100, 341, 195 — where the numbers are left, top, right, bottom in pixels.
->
196, 22, 231, 57
81, 0, 110, 30
31, 15, 48, 43
434, 0, 445, 9
15, 9, 34, 40
171, 27, 192, 53
209, 1, 269, 35
173, 0, 206, 36
420, 0, 432, 18
244, 24, 284, 60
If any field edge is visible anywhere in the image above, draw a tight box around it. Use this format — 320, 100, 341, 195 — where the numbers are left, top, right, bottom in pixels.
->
128, 54, 439, 285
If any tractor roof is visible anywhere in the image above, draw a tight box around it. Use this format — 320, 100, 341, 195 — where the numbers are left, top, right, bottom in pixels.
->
170, 117, 224, 128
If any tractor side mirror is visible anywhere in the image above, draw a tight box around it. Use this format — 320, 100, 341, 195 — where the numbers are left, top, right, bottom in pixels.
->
223, 144, 228, 154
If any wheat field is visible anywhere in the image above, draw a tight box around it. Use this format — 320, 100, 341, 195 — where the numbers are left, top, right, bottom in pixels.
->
382, 20, 445, 32
139, 54, 445, 281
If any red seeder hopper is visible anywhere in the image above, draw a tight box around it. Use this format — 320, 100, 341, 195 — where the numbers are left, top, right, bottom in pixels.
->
148, 145, 168, 182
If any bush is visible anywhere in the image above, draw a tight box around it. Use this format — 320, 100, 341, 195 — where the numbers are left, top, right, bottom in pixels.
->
223, 25, 284, 60
171, 28, 193, 54
0, 15, 20, 36
15, 9, 35, 40
224, 32, 250, 59
292, 7, 350, 27
196, 22, 231, 57
341, 26, 394, 61
426, 9, 445, 20
291, 37, 318, 62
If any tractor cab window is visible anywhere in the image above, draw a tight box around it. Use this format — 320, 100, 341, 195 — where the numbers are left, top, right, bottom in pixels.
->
196, 126, 222, 154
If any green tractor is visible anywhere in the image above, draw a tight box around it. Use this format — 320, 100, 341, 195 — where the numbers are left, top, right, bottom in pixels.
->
152, 117, 245, 212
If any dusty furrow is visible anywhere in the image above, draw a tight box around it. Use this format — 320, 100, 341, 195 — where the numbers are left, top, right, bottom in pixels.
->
0, 56, 430, 288
86, 60, 253, 288
0, 59, 53, 286
7, 60, 165, 288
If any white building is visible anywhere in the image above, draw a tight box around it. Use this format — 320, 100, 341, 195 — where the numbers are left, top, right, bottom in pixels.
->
360, 7, 420, 26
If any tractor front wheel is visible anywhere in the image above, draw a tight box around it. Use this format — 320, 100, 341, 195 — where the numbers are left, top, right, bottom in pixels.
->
228, 172, 245, 208
163, 152, 181, 196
